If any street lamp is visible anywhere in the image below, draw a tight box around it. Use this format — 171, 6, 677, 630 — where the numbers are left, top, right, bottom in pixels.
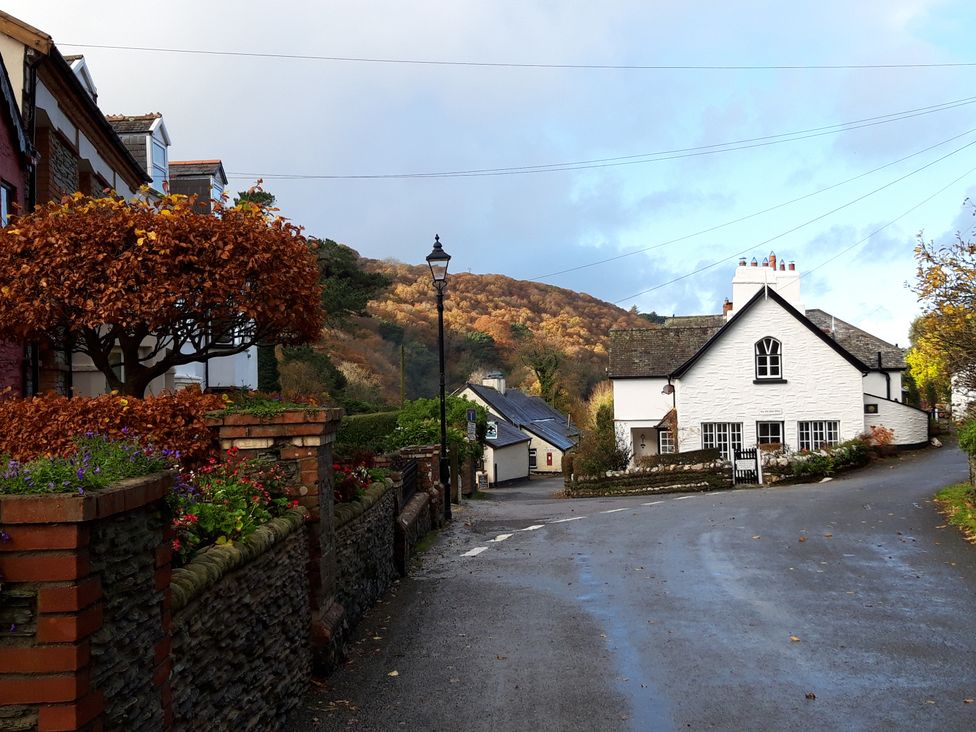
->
426, 235, 452, 521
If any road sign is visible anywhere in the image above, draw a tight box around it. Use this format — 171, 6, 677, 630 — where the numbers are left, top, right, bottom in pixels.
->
467, 421, 477, 442
466, 408, 477, 422
486, 421, 498, 440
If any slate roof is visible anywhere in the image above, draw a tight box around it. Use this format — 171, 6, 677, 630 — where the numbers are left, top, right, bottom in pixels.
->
487, 419, 531, 448
464, 383, 579, 451
805, 309, 905, 369
609, 326, 721, 377
170, 160, 222, 177
106, 113, 161, 134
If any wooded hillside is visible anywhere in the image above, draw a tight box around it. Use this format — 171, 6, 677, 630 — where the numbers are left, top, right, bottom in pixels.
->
313, 255, 649, 417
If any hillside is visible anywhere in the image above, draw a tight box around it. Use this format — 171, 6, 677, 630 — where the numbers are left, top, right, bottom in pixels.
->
315, 257, 649, 414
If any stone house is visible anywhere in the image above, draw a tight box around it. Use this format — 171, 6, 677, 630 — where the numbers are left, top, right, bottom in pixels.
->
610, 255, 929, 462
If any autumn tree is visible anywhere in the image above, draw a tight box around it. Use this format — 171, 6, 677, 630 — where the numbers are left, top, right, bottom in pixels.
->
905, 315, 952, 409
913, 211, 976, 395
520, 339, 565, 407
0, 193, 323, 397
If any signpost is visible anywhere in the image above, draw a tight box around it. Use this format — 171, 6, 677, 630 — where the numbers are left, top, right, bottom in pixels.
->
466, 421, 476, 442
486, 421, 498, 440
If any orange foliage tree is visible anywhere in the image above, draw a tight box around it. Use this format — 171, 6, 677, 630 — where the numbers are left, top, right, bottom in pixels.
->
0, 193, 323, 396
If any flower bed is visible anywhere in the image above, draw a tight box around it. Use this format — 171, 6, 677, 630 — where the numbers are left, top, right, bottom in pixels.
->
333, 461, 391, 504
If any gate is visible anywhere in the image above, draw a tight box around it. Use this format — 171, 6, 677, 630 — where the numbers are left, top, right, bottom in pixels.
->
399, 459, 418, 504
733, 447, 760, 485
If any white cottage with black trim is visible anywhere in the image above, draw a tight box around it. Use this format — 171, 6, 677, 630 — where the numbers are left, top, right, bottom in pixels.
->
610, 257, 929, 462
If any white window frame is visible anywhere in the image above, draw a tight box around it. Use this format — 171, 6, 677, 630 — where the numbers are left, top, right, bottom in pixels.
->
658, 429, 675, 454
701, 422, 742, 460
798, 421, 839, 451
755, 337, 782, 380
0, 181, 13, 226
756, 421, 784, 446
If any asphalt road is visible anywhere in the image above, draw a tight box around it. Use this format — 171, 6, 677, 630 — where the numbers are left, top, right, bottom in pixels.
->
294, 446, 976, 731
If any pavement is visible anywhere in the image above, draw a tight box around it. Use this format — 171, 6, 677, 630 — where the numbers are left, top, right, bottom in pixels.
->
293, 446, 976, 731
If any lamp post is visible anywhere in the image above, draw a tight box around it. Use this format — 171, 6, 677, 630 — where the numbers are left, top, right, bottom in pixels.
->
426, 234, 452, 522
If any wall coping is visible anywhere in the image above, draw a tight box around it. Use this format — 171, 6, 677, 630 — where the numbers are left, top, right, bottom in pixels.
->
334, 481, 393, 530
205, 407, 344, 428
170, 506, 308, 612
0, 471, 173, 524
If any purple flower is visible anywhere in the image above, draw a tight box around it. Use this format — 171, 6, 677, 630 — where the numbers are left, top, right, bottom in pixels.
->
0, 530, 10, 544
76, 468, 85, 480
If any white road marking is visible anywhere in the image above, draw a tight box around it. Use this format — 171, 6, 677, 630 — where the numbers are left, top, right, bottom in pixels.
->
642, 500, 664, 506
489, 533, 513, 542
549, 516, 585, 524
461, 546, 489, 557
520, 525, 545, 531
674, 496, 694, 500
600, 508, 628, 514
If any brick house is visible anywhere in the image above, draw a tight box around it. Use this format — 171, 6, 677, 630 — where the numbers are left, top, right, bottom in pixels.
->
0, 48, 32, 394
0, 11, 150, 394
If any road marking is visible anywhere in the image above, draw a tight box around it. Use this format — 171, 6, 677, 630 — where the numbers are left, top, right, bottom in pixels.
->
642, 500, 664, 506
600, 508, 628, 514
674, 496, 694, 500
519, 524, 545, 531
489, 533, 513, 542
461, 547, 488, 557
549, 516, 585, 524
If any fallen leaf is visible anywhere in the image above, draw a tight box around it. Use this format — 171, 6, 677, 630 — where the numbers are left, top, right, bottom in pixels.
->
824, 533, 833, 538
372, 636, 382, 640
496, 655, 507, 660
925, 700, 936, 704
789, 635, 801, 642
752, 535, 761, 540
805, 692, 816, 700
964, 699, 973, 704
387, 670, 399, 677
798, 536, 807, 543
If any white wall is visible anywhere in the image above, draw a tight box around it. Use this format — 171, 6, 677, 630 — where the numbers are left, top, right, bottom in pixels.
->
863, 394, 929, 445
613, 378, 673, 420
676, 297, 865, 451
485, 442, 529, 484
207, 346, 258, 390
0, 37, 24, 109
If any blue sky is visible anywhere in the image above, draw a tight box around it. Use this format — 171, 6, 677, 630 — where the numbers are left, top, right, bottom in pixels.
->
9, 0, 976, 346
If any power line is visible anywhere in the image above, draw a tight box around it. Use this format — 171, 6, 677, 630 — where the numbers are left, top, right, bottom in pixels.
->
531, 126, 976, 281
60, 42, 976, 71
611, 139, 976, 305
224, 96, 976, 181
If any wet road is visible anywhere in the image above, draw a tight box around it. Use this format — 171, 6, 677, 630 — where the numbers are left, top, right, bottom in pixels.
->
295, 447, 976, 731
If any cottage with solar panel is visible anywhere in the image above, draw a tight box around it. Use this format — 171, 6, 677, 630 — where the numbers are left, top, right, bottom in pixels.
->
609, 255, 929, 466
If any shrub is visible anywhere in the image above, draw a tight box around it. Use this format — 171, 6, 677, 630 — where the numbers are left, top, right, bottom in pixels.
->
0, 390, 223, 465
336, 411, 399, 455
959, 419, 976, 458
169, 447, 295, 563
0, 433, 175, 495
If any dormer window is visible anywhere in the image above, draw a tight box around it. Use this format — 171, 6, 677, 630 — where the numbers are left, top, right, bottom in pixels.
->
151, 137, 168, 192
755, 337, 782, 380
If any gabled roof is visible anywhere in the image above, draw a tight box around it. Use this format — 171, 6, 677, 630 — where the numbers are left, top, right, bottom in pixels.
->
487, 419, 531, 448
464, 383, 579, 451
805, 309, 905, 370
106, 113, 162, 135
169, 160, 227, 184
0, 11, 53, 54
0, 51, 29, 162
671, 288, 868, 377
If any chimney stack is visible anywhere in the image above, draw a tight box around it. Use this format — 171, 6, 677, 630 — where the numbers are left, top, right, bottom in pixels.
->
738, 257, 747, 267
769, 251, 777, 270
788, 261, 795, 271
723, 298, 733, 314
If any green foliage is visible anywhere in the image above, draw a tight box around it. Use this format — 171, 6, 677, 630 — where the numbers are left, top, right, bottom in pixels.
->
935, 482, 976, 541
257, 343, 281, 392
520, 340, 565, 407
314, 238, 392, 327
958, 420, 976, 457
571, 407, 630, 477
403, 339, 438, 399
0, 434, 174, 495
787, 439, 870, 480
637, 448, 720, 468
510, 322, 531, 341
233, 189, 276, 208
336, 411, 399, 454
639, 311, 667, 325
216, 390, 313, 418
169, 450, 293, 563
385, 396, 487, 460
378, 320, 405, 344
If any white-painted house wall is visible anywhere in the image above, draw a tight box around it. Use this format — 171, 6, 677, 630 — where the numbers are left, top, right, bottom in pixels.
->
484, 442, 530, 484
863, 394, 929, 445
613, 377, 674, 463
675, 297, 865, 451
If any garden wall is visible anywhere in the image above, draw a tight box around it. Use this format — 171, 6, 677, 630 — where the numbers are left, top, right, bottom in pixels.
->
169, 509, 310, 732
566, 462, 731, 497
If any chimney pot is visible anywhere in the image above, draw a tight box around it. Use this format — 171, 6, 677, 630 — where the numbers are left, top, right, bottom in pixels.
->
738, 258, 747, 267
779, 262, 785, 271
762, 257, 769, 267
723, 298, 733, 314
750, 257, 758, 267
788, 261, 796, 271
769, 252, 777, 270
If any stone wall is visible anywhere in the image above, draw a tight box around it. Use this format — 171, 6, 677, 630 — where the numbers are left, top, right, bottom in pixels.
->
169, 510, 311, 732
566, 464, 732, 497
334, 483, 397, 629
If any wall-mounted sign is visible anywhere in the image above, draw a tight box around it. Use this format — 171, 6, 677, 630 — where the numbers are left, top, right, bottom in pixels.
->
486, 421, 498, 440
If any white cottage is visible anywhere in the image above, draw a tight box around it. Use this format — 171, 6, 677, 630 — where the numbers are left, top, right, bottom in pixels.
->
610, 257, 929, 461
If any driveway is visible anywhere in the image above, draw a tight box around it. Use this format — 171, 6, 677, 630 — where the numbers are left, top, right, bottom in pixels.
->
295, 447, 976, 731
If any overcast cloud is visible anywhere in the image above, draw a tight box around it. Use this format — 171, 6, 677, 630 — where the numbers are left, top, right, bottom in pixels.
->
7, 0, 976, 345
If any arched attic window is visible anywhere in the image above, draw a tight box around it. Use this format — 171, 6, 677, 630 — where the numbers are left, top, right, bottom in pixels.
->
755, 337, 782, 380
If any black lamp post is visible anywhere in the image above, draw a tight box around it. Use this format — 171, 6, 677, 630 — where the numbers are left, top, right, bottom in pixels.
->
426, 234, 452, 521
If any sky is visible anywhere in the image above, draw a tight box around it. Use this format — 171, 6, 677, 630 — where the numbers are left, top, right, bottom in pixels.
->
8, 0, 976, 346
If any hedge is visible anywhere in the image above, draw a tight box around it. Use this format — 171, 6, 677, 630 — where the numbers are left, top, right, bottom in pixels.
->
336, 411, 399, 454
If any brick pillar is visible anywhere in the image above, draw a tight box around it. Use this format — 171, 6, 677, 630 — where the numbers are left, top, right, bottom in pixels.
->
399, 446, 443, 527
0, 473, 173, 732
205, 408, 344, 665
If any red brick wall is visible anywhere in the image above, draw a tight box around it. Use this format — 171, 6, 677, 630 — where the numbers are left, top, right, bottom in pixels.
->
0, 90, 27, 395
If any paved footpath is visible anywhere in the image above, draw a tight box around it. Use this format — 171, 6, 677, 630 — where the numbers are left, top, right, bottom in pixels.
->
294, 447, 976, 731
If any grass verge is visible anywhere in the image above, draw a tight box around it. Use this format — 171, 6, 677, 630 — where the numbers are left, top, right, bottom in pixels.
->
934, 483, 976, 544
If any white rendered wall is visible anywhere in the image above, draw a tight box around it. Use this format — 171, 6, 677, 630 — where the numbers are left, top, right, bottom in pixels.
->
863, 394, 929, 445
612, 377, 673, 421
0, 38, 24, 110
730, 265, 802, 317
207, 346, 258, 390
485, 442, 529, 484
676, 297, 864, 452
